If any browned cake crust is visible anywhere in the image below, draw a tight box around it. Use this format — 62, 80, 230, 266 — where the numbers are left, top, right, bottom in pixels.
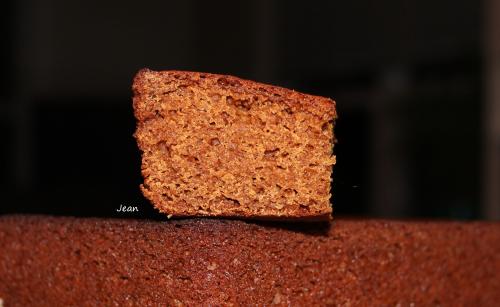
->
1, 215, 499, 306
133, 69, 336, 220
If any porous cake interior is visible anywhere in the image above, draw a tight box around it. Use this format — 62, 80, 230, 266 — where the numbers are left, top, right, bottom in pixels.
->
135, 72, 336, 218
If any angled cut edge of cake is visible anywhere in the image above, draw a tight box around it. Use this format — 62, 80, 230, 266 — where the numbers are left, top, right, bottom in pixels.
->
133, 69, 337, 220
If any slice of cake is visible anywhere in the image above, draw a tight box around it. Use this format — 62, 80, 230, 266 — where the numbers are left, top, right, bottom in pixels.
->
133, 69, 336, 220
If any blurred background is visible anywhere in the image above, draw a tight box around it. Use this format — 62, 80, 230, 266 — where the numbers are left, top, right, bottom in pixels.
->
1, 0, 499, 220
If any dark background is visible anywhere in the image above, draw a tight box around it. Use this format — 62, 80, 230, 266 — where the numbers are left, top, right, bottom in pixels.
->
2, 0, 499, 220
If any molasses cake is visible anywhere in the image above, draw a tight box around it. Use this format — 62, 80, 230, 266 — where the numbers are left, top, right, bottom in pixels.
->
1, 215, 499, 306
133, 70, 337, 220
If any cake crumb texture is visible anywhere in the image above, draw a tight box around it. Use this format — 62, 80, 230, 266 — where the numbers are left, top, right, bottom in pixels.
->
1, 215, 499, 306
133, 69, 337, 220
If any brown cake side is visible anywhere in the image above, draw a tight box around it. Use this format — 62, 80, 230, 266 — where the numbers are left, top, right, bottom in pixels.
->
1, 215, 499, 306
133, 69, 337, 220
